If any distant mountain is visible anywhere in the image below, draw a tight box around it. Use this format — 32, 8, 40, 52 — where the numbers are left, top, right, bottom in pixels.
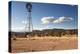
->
9, 29, 78, 37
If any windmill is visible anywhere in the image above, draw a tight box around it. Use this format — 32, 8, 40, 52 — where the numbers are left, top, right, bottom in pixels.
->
25, 3, 33, 38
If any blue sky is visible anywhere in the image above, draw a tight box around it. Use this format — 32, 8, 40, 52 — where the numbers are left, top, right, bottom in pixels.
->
10, 1, 78, 32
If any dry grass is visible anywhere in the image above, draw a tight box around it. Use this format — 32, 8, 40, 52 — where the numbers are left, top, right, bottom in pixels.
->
11, 35, 78, 53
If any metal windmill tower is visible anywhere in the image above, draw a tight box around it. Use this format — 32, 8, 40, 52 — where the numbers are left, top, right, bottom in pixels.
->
25, 3, 33, 37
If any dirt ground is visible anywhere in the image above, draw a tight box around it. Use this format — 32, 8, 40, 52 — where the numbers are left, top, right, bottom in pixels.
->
11, 35, 78, 53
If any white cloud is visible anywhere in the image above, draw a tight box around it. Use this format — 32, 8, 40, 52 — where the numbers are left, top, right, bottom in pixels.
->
41, 16, 73, 24
53, 16, 73, 23
41, 16, 55, 24
11, 26, 25, 32
33, 27, 44, 30
22, 20, 27, 24
11, 20, 27, 32
33, 26, 50, 30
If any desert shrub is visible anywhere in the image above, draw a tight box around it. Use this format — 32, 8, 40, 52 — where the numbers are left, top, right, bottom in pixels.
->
13, 36, 17, 40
